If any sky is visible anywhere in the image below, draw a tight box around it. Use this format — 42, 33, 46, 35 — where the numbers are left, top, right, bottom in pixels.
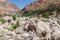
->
8, 0, 35, 9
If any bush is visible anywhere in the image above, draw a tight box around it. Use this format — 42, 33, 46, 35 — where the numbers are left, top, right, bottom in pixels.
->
12, 20, 19, 30
16, 20, 19, 27
7, 19, 11, 23
0, 18, 6, 24
4, 13, 7, 16
12, 24, 17, 29
42, 13, 49, 19
12, 15, 16, 20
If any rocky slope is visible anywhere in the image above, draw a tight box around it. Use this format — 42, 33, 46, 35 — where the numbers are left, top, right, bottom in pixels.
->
0, 0, 20, 14
0, 0, 60, 40
0, 15, 60, 40
22, 0, 60, 11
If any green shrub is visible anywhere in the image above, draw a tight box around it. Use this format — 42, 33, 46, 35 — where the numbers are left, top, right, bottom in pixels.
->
16, 20, 19, 27
12, 15, 16, 20
42, 13, 49, 19
4, 13, 7, 16
12, 20, 19, 30
7, 19, 11, 23
0, 18, 6, 24
12, 24, 17, 29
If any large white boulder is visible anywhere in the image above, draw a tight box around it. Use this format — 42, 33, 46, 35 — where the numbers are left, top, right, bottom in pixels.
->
36, 20, 51, 39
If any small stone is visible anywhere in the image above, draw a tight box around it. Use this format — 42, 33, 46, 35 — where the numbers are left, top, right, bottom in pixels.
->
22, 33, 30, 37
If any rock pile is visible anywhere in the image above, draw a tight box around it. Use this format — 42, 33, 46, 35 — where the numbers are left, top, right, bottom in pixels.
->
0, 16, 60, 40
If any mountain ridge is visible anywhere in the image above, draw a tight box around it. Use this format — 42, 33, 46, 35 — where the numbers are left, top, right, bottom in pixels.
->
22, 0, 60, 11
0, 0, 20, 15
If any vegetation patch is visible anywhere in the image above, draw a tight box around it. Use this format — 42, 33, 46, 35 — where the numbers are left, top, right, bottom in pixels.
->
7, 19, 12, 23
12, 15, 16, 20
0, 18, 6, 24
11, 20, 19, 30
21, 3, 60, 17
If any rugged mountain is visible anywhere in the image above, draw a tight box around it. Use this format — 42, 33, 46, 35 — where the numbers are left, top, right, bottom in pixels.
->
22, 0, 60, 11
0, 0, 20, 14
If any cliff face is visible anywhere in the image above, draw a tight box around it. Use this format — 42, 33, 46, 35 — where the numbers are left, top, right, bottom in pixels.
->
22, 0, 60, 11
0, 1, 20, 14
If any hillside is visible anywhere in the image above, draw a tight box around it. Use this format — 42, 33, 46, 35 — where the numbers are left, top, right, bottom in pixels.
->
22, 0, 60, 11
0, 0, 20, 15
0, 0, 60, 40
21, 0, 60, 17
